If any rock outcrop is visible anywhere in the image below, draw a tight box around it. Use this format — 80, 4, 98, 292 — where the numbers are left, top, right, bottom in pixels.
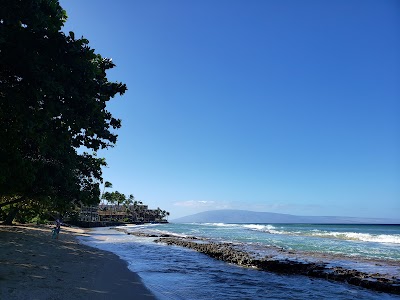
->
154, 237, 400, 295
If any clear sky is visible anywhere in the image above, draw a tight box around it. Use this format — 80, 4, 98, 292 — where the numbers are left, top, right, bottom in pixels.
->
59, 0, 399, 219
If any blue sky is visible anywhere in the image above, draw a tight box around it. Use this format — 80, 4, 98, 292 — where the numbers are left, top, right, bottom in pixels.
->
59, 0, 399, 219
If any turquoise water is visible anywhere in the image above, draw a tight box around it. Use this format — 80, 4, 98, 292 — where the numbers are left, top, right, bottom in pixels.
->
79, 223, 400, 300
148, 223, 400, 260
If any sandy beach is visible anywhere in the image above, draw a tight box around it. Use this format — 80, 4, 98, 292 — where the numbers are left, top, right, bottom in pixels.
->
0, 224, 156, 300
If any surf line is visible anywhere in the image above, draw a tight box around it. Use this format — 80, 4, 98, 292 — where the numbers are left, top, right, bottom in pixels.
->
117, 228, 400, 295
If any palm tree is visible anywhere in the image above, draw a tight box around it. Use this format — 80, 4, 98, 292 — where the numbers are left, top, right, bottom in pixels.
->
116, 191, 126, 207
123, 194, 134, 211
156, 207, 162, 221
131, 200, 138, 222
122, 195, 134, 222
100, 181, 113, 205
102, 191, 115, 221
137, 201, 144, 222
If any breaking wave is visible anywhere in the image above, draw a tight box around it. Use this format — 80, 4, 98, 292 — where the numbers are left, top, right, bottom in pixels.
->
240, 224, 400, 244
309, 231, 400, 244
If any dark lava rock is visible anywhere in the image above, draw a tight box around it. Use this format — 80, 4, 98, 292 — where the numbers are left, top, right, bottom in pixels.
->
154, 237, 400, 295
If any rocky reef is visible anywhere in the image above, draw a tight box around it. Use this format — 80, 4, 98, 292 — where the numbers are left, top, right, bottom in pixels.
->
153, 236, 400, 295
117, 228, 400, 294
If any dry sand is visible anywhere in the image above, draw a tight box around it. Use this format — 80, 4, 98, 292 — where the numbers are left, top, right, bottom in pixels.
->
0, 224, 157, 300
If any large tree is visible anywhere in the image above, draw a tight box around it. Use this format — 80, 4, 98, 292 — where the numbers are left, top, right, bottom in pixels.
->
0, 0, 127, 223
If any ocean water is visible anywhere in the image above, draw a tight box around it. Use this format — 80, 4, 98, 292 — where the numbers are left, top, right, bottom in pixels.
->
79, 223, 400, 300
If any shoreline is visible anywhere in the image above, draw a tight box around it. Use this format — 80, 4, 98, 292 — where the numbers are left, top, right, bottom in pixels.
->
155, 236, 400, 294
119, 226, 400, 295
0, 224, 157, 300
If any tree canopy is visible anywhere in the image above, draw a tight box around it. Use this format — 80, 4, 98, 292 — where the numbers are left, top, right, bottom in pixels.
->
0, 0, 127, 222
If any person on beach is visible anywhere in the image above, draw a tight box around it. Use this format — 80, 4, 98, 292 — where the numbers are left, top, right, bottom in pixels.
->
51, 226, 58, 239
52, 218, 61, 239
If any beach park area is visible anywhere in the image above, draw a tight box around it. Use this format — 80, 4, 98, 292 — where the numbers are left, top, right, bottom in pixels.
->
0, 225, 156, 300
1, 0, 399, 299
1, 223, 399, 299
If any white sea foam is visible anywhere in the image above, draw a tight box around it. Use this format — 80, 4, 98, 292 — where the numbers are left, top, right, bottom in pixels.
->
309, 231, 400, 244
204, 223, 238, 227
243, 224, 268, 230
239, 224, 400, 245
242, 224, 283, 234
154, 229, 191, 239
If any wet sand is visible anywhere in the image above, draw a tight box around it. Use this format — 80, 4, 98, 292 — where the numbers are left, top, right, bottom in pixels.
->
0, 224, 157, 300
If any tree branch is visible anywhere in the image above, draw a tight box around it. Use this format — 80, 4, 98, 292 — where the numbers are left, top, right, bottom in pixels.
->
0, 196, 28, 208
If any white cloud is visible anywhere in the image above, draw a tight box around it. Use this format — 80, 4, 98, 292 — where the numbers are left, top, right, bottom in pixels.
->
173, 200, 234, 209
173, 200, 215, 208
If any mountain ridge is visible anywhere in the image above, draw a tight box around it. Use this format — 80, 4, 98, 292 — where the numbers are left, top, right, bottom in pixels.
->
172, 209, 400, 224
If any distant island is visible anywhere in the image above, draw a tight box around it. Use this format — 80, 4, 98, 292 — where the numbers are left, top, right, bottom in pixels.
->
172, 209, 400, 224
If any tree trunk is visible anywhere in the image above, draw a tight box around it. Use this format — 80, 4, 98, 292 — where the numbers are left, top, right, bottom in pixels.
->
3, 206, 20, 225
